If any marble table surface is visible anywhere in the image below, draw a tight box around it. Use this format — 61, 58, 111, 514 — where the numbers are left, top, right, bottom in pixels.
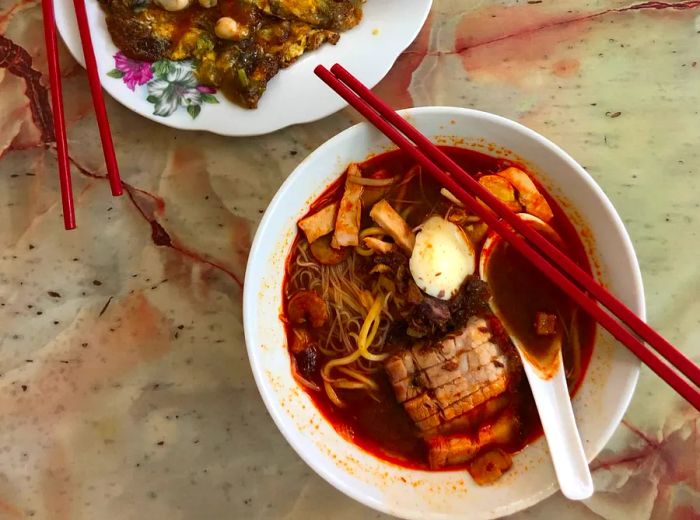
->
0, 0, 698, 518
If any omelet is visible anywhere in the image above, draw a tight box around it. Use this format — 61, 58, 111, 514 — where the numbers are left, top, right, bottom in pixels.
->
255, 0, 362, 30
99, 0, 362, 108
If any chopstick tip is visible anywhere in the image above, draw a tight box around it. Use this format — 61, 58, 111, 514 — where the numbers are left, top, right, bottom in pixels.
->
330, 63, 345, 74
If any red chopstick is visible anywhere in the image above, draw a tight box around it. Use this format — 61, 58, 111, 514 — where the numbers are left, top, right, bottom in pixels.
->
72, 0, 122, 196
330, 63, 700, 388
40, 0, 123, 229
315, 64, 700, 410
41, 0, 75, 229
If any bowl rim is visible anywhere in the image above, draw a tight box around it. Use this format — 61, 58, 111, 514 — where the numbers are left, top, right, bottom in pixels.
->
243, 106, 644, 518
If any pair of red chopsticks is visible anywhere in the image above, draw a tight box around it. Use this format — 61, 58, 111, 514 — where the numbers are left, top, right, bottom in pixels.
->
41, 0, 122, 229
315, 64, 700, 410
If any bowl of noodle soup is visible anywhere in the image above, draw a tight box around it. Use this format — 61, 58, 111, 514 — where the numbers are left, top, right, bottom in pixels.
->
243, 106, 644, 519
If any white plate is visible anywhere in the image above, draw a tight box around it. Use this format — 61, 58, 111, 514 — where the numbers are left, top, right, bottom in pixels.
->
243, 107, 644, 519
55, 0, 432, 136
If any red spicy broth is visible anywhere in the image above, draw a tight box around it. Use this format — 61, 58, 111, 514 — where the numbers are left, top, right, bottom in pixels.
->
282, 146, 596, 470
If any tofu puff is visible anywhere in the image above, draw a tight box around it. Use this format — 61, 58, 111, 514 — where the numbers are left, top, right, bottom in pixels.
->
100, 0, 362, 108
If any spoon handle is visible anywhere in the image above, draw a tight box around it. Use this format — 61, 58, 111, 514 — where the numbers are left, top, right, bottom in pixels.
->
521, 353, 594, 500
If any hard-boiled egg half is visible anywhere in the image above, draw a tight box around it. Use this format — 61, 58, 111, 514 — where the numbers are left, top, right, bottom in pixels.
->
409, 216, 476, 300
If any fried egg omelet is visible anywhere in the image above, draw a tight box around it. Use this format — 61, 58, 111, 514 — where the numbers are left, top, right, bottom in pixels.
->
100, 0, 363, 108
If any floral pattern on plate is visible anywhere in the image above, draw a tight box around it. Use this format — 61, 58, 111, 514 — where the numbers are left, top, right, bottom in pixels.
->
107, 52, 219, 119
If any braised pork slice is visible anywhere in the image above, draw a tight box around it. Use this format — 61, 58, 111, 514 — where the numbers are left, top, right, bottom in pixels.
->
427, 435, 480, 469
426, 408, 520, 469
384, 316, 518, 435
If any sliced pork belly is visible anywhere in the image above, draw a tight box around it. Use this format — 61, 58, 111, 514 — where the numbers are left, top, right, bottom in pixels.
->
426, 408, 520, 470
384, 316, 519, 436
427, 435, 480, 469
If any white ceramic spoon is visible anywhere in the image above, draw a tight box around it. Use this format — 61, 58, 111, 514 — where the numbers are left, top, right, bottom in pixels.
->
478, 217, 594, 501
509, 337, 593, 500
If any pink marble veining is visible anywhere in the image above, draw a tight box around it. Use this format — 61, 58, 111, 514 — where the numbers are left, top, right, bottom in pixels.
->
0, 0, 698, 518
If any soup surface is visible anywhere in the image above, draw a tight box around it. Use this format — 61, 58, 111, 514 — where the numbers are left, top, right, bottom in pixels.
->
282, 146, 595, 482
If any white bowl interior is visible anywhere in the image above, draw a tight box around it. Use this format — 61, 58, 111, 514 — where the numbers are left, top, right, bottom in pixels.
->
243, 107, 644, 520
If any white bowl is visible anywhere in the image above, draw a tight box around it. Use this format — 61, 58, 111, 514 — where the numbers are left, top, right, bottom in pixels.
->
243, 107, 644, 519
